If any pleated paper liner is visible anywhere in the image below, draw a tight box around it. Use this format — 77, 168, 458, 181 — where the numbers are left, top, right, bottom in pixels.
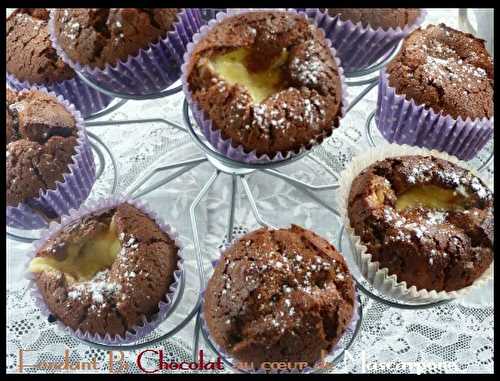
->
6, 86, 96, 230
25, 195, 185, 345
48, 9, 203, 96
305, 8, 426, 72
376, 69, 493, 161
336, 144, 493, 303
181, 8, 349, 164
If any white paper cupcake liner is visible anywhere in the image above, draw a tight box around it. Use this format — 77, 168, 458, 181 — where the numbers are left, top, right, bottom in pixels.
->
305, 8, 426, 72
181, 8, 349, 164
6, 86, 96, 230
48, 9, 202, 96
24, 195, 185, 345
336, 144, 494, 303
200, 8, 226, 23
376, 69, 494, 161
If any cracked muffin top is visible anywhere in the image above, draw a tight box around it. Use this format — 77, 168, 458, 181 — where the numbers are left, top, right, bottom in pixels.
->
29, 202, 180, 338
386, 24, 494, 120
204, 225, 355, 368
7, 8, 75, 84
6, 88, 78, 206
348, 155, 493, 292
324, 8, 421, 29
51, 8, 180, 69
186, 11, 344, 158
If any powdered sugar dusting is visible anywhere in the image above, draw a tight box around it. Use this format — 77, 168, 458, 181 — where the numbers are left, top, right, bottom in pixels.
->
67, 270, 122, 305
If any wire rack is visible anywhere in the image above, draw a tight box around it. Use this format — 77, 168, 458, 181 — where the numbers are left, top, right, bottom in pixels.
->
7, 29, 495, 373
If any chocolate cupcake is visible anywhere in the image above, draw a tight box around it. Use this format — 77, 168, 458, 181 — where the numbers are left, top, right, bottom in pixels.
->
306, 8, 425, 72
49, 8, 203, 95
6, 9, 113, 118
203, 225, 356, 369
337, 144, 493, 301
183, 10, 346, 163
27, 198, 183, 343
326, 8, 421, 29
377, 24, 494, 160
6, 87, 95, 230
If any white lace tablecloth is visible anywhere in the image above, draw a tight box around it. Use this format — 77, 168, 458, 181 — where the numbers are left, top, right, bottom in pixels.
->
6, 9, 494, 374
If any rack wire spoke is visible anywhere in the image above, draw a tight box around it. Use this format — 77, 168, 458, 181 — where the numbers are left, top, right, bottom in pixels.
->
240, 176, 277, 229
190, 170, 220, 289
84, 99, 129, 121
365, 110, 378, 148
126, 157, 207, 197
89, 140, 106, 180
86, 118, 188, 133
344, 40, 402, 83
262, 168, 339, 191
478, 149, 494, 172
192, 311, 203, 362
263, 169, 341, 218
345, 80, 379, 114
87, 131, 119, 194
76, 71, 183, 100
307, 154, 340, 180
226, 175, 238, 242
132, 163, 203, 199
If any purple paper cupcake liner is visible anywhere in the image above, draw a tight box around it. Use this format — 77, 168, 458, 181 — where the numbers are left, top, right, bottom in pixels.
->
200, 289, 360, 374
6, 87, 96, 230
6, 72, 113, 119
182, 9, 349, 164
375, 69, 494, 161
305, 8, 426, 72
48, 9, 202, 96
24, 195, 185, 345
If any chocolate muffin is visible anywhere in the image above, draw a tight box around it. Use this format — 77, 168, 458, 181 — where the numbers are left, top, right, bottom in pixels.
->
29, 202, 180, 339
386, 23, 494, 120
348, 155, 493, 292
6, 88, 78, 207
324, 8, 421, 29
204, 225, 355, 369
51, 8, 180, 69
7, 8, 75, 84
186, 11, 344, 158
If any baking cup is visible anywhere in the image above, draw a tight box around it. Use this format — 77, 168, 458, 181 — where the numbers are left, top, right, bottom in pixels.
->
305, 8, 426, 72
200, 8, 226, 23
375, 69, 494, 161
6, 87, 96, 230
336, 143, 494, 303
6, 72, 113, 119
182, 8, 349, 164
200, 290, 360, 374
48, 9, 202, 95
24, 195, 185, 345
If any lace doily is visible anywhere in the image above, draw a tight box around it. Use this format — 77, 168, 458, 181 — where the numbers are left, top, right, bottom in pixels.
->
6, 8, 493, 374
